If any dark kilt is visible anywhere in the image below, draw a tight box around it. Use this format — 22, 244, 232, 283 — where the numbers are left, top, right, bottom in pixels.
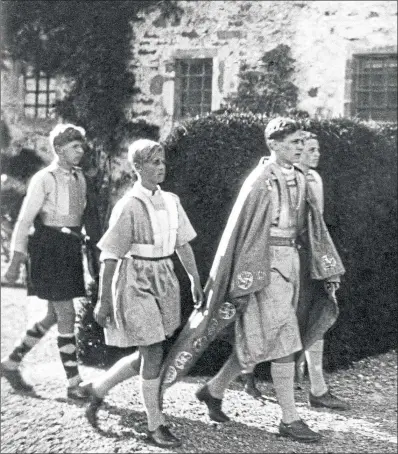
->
27, 224, 86, 301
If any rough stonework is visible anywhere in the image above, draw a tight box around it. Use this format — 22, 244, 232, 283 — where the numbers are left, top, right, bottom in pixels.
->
129, 0, 397, 138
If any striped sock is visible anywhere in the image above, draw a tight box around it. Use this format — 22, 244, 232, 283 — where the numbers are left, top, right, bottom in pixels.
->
57, 333, 81, 387
5, 322, 48, 368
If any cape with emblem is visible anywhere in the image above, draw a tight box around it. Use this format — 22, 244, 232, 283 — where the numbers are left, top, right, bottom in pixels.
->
159, 159, 345, 395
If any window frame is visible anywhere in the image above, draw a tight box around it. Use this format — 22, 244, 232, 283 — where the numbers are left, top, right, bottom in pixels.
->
351, 53, 397, 122
23, 70, 57, 119
174, 58, 213, 120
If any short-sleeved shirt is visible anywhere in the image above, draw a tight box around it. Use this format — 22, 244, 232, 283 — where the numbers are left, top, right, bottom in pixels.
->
11, 161, 87, 255
98, 182, 196, 260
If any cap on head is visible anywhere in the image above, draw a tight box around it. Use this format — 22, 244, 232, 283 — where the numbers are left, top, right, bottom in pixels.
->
264, 117, 300, 140
127, 139, 163, 171
49, 123, 86, 153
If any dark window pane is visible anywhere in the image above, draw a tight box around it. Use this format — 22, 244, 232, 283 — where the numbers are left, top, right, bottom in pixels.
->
353, 54, 397, 120
189, 61, 205, 75
189, 76, 204, 91
370, 92, 387, 108
204, 76, 212, 89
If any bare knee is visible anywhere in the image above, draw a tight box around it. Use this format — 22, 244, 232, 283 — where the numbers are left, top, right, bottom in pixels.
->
139, 343, 164, 380
39, 302, 57, 330
51, 300, 76, 334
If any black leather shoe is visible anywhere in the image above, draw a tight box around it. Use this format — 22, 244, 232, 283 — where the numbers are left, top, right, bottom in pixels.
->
79, 382, 104, 426
309, 389, 351, 410
196, 384, 230, 423
147, 425, 182, 448
279, 419, 322, 443
242, 373, 262, 398
0, 362, 33, 392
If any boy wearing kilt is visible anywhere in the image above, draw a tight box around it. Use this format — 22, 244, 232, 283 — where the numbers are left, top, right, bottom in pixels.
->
1, 124, 92, 400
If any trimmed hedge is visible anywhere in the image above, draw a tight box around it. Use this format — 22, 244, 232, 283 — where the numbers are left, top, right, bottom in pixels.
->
161, 111, 397, 374
77, 110, 397, 375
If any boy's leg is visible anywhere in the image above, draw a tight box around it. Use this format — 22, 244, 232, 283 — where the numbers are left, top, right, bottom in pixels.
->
306, 340, 350, 410
140, 343, 181, 448
1, 302, 56, 391
196, 351, 242, 423
272, 356, 321, 442
52, 300, 87, 399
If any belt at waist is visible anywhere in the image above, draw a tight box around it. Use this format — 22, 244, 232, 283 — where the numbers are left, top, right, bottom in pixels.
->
130, 254, 173, 261
270, 236, 301, 248
42, 225, 87, 242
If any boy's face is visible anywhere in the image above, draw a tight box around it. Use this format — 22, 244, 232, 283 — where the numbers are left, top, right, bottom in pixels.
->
56, 140, 85, 167
137, 147, 166, 188
301, 138, 321, 169
271, 130, 304, 166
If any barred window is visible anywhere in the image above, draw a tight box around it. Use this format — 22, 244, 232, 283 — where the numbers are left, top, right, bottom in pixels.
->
351, 54, 397, 122
24, 70, 56, 119
175, 58, 213, 119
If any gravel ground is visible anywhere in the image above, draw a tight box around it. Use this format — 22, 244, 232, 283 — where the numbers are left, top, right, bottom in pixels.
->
1, 286, 397, 453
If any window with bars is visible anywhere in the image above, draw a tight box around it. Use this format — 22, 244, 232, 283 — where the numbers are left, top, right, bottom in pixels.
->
351, 54, 397, 122
24, 70, 57, 119
174, 58, 213, 119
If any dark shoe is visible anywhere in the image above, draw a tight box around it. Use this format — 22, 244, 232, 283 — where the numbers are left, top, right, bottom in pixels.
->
67, 382, 91, 401
196, 384, 230, 423
79, 382, 104, 427
242, 373, 262, 398
0, 362, 33, 392
147, 425, 182, 448
309, 389, 351, 410
279, 419, 322, 443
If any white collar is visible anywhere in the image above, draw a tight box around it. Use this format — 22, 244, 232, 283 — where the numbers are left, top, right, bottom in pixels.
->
136, 181, 161, 197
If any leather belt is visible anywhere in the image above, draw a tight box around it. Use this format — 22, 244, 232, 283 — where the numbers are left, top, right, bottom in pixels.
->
270, 236, 301, 249
46, 225, 87, 242
131, 254, 173, 261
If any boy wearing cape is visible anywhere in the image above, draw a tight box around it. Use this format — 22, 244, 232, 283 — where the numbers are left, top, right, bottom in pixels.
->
159, 117, 345, 443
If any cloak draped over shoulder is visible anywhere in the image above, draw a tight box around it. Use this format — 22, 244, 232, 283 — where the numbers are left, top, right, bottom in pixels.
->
159, 160, 345, 394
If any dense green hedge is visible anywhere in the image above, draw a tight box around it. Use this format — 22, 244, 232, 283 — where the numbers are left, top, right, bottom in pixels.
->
77, 110, 397, 375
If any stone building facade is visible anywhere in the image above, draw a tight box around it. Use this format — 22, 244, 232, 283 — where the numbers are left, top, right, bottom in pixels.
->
1, 0, 397, 153
131, 0, 397, 138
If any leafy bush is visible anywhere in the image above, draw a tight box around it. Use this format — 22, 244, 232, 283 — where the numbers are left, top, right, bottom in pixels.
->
228, 44, 299, 115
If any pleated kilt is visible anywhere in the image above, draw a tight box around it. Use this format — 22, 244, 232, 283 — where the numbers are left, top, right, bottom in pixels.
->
27, 224, 86, 301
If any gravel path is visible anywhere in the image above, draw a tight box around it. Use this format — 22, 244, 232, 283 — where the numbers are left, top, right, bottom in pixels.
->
1, 286, 397, 453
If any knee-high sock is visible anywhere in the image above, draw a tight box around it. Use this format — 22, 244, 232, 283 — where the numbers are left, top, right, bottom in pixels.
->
57, 333, 81, 387
93, 351, 140, 398
3, 322, 49, 369
271, 361, 300, 424
140, 376, 166, 431
207, 352, 242, 399
305, 339, 328, 397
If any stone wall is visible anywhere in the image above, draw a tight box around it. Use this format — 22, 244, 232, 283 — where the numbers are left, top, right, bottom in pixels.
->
1, 59, 68, 163
130, 0, 397, 139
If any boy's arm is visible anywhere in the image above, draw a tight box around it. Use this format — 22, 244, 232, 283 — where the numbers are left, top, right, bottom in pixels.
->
175, 242, 204, 308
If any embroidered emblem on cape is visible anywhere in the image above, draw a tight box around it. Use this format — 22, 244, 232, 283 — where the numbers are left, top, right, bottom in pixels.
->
237, 271, 253, 290
321, 254, 337, 270
175, 351, 193, 370
218, 302, 236, 320
163, 366, 177, 384
193, 336, 208, 352
207, 318, 219, 337
257, 270, 266, 280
